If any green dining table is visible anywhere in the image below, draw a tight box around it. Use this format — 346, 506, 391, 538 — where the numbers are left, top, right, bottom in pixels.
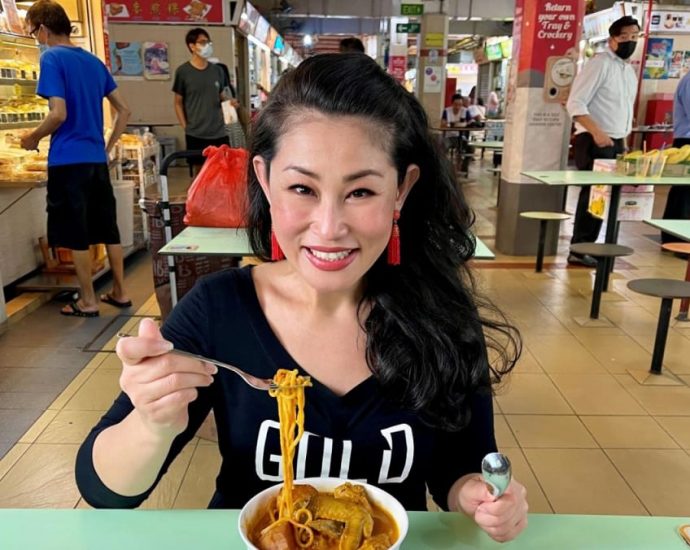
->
158, 227, 496, 260
523, 170, 690, 287
468, 140, 503, 150
644, 219, 690, 242
1, 509, 688, 549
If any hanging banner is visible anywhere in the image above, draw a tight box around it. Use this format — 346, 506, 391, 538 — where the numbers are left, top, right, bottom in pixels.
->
104, 0, 224, 24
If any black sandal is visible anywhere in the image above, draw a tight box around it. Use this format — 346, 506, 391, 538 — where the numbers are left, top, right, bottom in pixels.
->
61, 301, 99, 318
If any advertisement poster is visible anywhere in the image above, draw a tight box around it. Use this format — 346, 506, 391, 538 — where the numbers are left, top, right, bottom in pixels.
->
143, 42, 170, 80
684, 51, 690, 76
110, 41, 143, 78
389, 56, 406, 82
644, 38, 673, 80
104, 0, 223, 24
670, 50, 683, 79
649, 11, 690, 34
422, 65, 442, 93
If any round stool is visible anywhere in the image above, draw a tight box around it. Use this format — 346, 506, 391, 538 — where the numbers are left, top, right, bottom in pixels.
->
519, 212, 572, 273
627, 279, 690, 374
661, 242, 690, 321
571, 243, 634, 319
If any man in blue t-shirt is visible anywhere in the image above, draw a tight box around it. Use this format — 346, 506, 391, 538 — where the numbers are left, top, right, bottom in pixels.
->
21, 0, 132, 317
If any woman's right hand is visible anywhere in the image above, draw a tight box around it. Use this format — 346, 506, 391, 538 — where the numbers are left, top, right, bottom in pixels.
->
116, 318, 217, 441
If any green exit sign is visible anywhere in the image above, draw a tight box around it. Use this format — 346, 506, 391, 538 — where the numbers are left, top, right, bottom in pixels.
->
401, 3, 423, 16
396, 22, 421, 33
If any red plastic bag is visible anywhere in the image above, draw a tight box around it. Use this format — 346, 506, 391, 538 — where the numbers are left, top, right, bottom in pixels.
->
183, 145, 249, 227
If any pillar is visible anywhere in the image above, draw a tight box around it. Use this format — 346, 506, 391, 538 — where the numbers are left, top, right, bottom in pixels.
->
496, 0, 585, 255
417, 13, 449, 124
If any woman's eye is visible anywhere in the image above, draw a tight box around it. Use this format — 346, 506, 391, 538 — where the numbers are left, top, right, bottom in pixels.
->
289, 184, 314, 196
349, 188, 373, 199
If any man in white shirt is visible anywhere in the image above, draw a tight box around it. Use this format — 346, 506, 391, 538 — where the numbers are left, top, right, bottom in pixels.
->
566, 16, 640, 266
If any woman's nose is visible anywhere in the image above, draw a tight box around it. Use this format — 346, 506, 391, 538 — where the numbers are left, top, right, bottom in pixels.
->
313, 201, 347, 241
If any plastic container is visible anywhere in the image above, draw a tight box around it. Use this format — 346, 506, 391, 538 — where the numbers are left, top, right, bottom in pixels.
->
112, 180, 135, 247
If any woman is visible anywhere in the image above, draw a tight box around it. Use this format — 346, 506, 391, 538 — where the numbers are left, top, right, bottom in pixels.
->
76, 54, 527, 543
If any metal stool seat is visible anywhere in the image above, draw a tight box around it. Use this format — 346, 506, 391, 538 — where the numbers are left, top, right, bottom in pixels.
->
520, 211, 571, 273
571, 243, 634, 319
627, 278, 690, 374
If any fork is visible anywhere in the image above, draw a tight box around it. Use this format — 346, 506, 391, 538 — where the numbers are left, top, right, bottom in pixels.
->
116, 333, 278, 391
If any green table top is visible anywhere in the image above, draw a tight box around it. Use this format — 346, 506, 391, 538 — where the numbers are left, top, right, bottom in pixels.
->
159, 227, 253, 256
644, 219, 690, 241
0, 509, 687, 549
469, 141, 504, 150
522, 170, 690, 186
158, 227, 495, 260
474, 237, 495, 260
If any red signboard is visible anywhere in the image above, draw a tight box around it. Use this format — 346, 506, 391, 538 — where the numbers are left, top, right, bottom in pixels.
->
389, 56, 406, 82
517, 0, 583, 76
104, 0, 224, 24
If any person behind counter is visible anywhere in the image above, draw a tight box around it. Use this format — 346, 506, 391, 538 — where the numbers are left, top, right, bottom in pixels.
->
21, 0, 131, 317
76, 53, 527, 543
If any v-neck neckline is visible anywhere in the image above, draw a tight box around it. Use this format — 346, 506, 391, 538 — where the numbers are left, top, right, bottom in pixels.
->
238, 266, 377, 403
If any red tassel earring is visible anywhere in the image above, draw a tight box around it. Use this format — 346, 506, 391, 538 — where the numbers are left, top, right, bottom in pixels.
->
387, 210, 401, 265
271, 230, 285, 261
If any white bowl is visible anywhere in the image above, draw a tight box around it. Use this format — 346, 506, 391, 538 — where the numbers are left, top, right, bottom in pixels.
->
238, 477, 409, 550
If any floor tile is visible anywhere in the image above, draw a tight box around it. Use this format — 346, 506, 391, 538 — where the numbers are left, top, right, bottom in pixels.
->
580, 416, 679, 449
0, 347, 94, 369
513, 348, 543, 374
62, 370, 122, 411
616, 375, 690, 415
549, 374, 647, 415
0, 409, 44, 443
494, 374, 573, 415
572, 333, 652, 375
173, 443, 222, 509
506, 448, 553, 514
493, 415, 518, 448
0, 443, 30, 479
655, 417, 690, 449
97, 352, 124, 371
48, 368, 96, 410
18, 409, 59, 444
0, 443, 81, 507
524, 448, 647, 515
0, 366, 82, 393
506, 415, 597, 448
35, 410, 105, 444
0, 392, 61, 410
140, 441, 196, 509
605, 449, 690, 516
527, 335, 606, 374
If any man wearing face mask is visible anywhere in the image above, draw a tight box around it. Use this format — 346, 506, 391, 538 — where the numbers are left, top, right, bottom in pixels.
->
173, 28, 229, 165
566, 16, 640, 267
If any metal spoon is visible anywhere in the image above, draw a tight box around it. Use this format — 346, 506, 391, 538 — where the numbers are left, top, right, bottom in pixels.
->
481, 452, 512, 499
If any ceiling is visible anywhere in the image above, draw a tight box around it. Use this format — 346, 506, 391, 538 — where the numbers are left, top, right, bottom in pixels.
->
251, 0, 515, 37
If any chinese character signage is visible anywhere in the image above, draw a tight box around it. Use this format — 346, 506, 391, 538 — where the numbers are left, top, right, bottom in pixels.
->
104, 0, 224, 24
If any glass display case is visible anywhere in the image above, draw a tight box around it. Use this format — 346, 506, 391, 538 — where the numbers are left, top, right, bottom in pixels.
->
0, 33, 47, 185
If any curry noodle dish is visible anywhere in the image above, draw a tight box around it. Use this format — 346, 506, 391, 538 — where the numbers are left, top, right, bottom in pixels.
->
248, 369, 399, 550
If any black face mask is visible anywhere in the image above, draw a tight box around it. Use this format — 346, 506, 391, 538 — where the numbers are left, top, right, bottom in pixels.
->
614, 40, 637, 60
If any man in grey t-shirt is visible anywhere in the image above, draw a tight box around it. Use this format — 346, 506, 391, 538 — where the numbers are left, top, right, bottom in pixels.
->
173, 28, 230, 164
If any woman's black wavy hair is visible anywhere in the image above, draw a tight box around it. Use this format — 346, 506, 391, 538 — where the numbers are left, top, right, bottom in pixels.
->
247, 53, 520, 431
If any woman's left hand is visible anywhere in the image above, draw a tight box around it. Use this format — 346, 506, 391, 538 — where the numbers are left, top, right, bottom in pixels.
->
456, 475, 528, 543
